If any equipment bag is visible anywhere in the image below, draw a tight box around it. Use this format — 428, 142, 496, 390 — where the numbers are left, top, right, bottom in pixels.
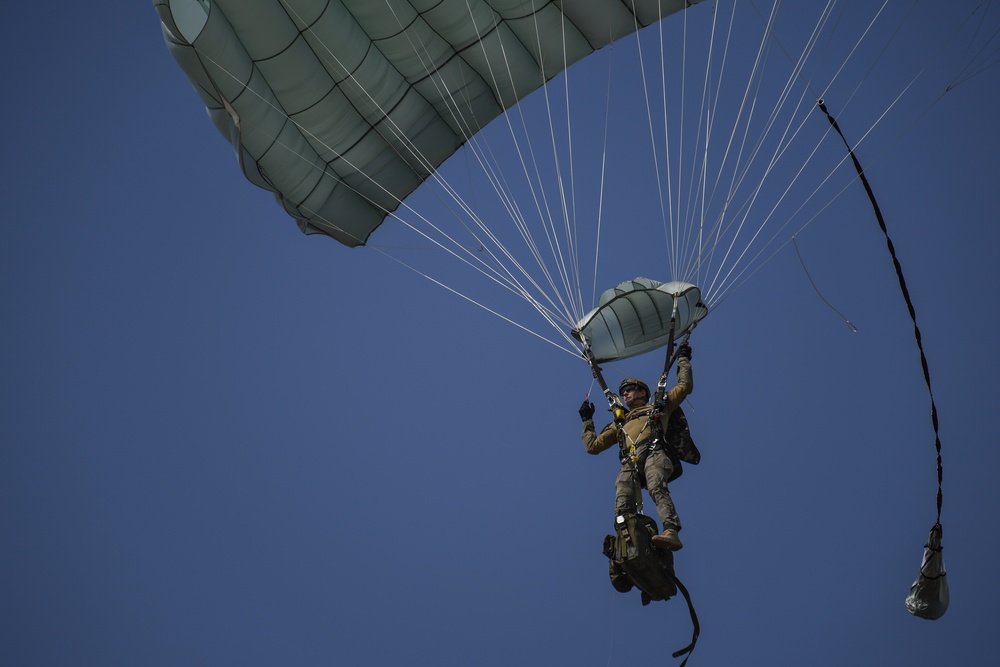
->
603, 513, 677, 604
602, 513, 700, 665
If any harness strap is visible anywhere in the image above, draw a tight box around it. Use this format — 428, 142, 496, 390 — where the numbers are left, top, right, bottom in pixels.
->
654, 302, 678, 406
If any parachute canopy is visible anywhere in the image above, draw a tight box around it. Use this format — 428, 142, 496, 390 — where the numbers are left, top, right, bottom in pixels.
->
573, 278, 708, 363
153, 0, 700, 247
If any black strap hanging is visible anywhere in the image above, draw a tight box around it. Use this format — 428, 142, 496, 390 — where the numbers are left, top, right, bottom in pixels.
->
670, 571, 701, 667
818, 99, 947, 617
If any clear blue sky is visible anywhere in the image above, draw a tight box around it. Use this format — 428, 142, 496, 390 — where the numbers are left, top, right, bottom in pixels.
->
2, 2, 998, 666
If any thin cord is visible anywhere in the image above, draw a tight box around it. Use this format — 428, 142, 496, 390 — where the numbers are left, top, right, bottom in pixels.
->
792, 235, 858, 331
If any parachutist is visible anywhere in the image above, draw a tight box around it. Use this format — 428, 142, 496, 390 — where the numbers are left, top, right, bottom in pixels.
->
580, 357, 697, 552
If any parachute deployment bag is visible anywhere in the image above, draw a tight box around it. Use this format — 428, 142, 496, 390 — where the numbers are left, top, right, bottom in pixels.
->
905, 523, 949, 619
665, 406, 700, 465
649, 406, 701, 483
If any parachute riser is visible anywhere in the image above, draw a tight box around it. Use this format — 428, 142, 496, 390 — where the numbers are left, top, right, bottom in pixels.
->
653, 304, 679, 406
653, 330, 695, 405
653, 300, 697, 407
582, 347, 628, 425
581, 345, 638, 511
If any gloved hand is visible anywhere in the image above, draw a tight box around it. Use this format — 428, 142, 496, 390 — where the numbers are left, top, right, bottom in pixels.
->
676, 342, 692, 360
579, 399, 595, 421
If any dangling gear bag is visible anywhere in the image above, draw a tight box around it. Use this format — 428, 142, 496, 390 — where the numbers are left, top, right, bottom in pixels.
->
603, 513, 677, 604
602, 513, 700, 665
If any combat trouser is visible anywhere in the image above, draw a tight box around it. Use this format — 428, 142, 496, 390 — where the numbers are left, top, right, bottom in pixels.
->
613, 447, 681, 532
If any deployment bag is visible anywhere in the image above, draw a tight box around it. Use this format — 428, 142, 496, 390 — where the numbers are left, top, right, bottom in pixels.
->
664, 406, 700, 465
644, 406, 701, 483
905, 523, 949, 620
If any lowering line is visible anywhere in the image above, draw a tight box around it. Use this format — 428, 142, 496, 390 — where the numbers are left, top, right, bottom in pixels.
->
817, 99, 948, 617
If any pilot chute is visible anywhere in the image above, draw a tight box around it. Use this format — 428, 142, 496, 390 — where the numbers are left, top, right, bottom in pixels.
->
573, 278, 707, 363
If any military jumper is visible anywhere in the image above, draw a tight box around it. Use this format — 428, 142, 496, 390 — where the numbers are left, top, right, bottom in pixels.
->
582, 357, 693, 533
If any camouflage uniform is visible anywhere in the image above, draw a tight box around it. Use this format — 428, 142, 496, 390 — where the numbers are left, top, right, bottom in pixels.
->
581, 357, 693, 533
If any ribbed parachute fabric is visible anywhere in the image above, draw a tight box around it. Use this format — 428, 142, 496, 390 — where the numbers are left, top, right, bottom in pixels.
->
573, 277, 708, 363
152, 0, 700, 247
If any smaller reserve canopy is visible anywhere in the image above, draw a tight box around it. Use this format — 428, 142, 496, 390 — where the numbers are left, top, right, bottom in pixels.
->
573, 278, 708, 363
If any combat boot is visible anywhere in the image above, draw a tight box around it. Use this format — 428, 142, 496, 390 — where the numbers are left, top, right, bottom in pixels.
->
651, 528, 683, 551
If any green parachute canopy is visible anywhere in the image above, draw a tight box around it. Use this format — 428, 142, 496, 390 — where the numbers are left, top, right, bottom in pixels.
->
153, 0, 700, 247
573, 278, 707, 363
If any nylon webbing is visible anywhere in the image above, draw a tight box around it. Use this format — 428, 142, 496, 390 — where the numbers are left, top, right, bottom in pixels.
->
817, 100, 944, 526
669, 571, 700, 667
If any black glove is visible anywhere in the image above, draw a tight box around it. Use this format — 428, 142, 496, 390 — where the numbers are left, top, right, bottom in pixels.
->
676, 342, 692, 360
579, 399, 595, 421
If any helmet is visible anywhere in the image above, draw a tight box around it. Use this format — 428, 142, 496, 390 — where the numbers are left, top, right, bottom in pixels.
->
619, 378, 650, 397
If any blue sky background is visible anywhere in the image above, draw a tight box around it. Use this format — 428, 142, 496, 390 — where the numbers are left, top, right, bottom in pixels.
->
3, 2, 999, 665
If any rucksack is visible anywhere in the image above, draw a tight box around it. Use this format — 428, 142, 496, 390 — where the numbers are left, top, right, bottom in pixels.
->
602, 513, 700, 664
602, 512, 676, 604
